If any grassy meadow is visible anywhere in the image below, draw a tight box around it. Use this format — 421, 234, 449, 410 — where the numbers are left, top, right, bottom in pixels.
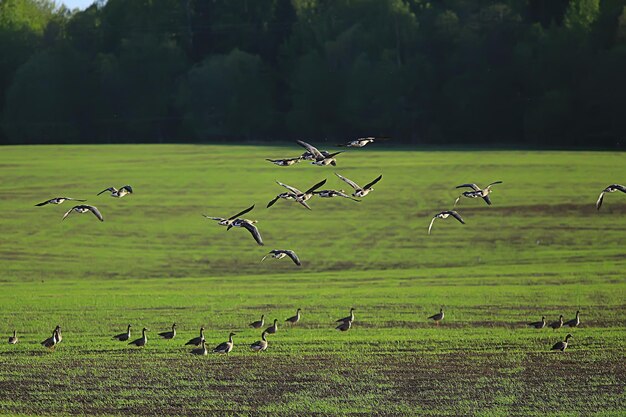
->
0, 144, 625, 416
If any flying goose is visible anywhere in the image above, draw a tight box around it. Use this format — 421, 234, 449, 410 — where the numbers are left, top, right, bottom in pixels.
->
8, 330, 18, 345
158, 323, 177, 340
190, 340, 208, 356
36, 197, 86, 206
337, 137, 376, 148
335, 173, 382, 198
228, 218, 264, 246
250, 331, 269, 352
285, 308, 302, 324
312, 189, 360, 202
564, 310, 580, 328
336, 320, 352, 331
98, 185, 133, 198
41, 328, 59, 350
261, 249, 301, 266
267, 191, 298, 208
428, 210, 465, 235
549, 315, 564, 330
112, 324, 132, 342
336, 308, 355, 324
203, 205, 255, 227
596, 184, 626, 210
428, 308, 445, 325
250, 315, 265, 329
128, 327, 148, 348
265, 319, 278, 334
62, 204, 103, 221
266, 157, 301, 166
527, 316, 546, 329
551, 334, 573, 351
185, 327, 205, 346
297, 140, 342, 166
272, 179, 327, 210
454, 181, 502, 206
213, 332, 235, 354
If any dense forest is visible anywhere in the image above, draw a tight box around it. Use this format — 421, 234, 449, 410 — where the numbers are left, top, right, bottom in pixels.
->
0, 0, 625, 146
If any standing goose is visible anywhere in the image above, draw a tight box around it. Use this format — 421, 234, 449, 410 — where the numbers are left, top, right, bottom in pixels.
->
41, 328, 59, 350
563, 310, 580, 328
265, 319, 279, 334
336, 308, 355, 324
527, 316, 546, 329
112, 324, 132, 342
261, 249, 301, 266
213, 332, 235, 354
128, 328, 148, 348
250, 315, 265, 329
296, 140, 342, 166
454, 181, 503, 206
250, 331, 269, 352
228, 218, 264, 246
428, 211, 465, 235
337, 137, 376, 148
266, 157, 301, 166
62, 205, 103, 222
185, 327, 205, 346
596, 184, 626, 210
312, 189, 360, 202
336, 320, 352, 332
551, 334, 573, 352
8, 330, 18, 345
190, 340, 208, 356
203, 205, 255, 228
428, 308, 445, 326
274, 179, 327, 210
285, 308, 302, 324
335, 173, 382, 198
158, 323, 177, 340
98, 185, 133, 198
549, 315, 564, 331
36, 197, 86, 206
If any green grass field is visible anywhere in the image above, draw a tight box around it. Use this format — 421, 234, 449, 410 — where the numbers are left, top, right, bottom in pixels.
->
0, 145, 625, 416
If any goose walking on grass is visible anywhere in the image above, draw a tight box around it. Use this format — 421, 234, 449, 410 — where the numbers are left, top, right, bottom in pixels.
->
190, 340, 208, 356
551, 334, 573, 352
8, 330, 18, 345
261, 249, 301, 266
549, 315, 564, 331
36, 197, 86, 206
98, 185, 133, 198
335, 173, 382, 198
596, 184, 626, 210
185, 327, 205, 346
336, 320, 352, 332
158, 323, 177, 340
112, 324, 132, 342
428, 308, 445, 326
272, 179, 327, 210
213, 332, 235, 354
265, 319, 278, 334
250, 331, 269, 352
203, 205, 255, 228
128, 328, 148, 348
41, 328, 60, 350
336, 308, 355, 324
337, 137, 376, 148
312, 189, 360, 202
297, 140, 342, 166
228, 218, 264, 246
285, 308, 302, 324
564, 310, 580, 328
454, 181, 502, 206
528, 316, 546, 329
266, 157, 301, 166
428, 211, 465, 235
62, 205, 103, 221
250, 315, 265, 329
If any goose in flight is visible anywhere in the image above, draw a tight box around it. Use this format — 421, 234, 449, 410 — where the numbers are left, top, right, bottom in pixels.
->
337, 137, 376, 148
98, 185, 133, 198
267, 191, 298, 208
62, 205, 103, 222
228, 218, 264, 246
335, 173, 382, 198
35, 197, 86, 206
428, 210, 465, 235
527, 316, 546, 329
203, 205, 255, 227
266, 157, 301, 166
272, 179, 327, 210
312, 189, 360, 202
551, 334, 572, 352
261, 249, 301, 266
454, 181, 502, 206
213, 332, 235, 354
112, 324, 132, 342
596, 184, 626, 210
297, 140, 342, 166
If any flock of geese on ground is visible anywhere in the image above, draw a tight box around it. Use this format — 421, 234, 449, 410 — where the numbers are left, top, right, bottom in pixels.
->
16, 139, 625, 354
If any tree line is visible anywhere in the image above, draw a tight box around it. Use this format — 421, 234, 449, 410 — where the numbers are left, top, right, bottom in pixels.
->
1, 0, 624, 146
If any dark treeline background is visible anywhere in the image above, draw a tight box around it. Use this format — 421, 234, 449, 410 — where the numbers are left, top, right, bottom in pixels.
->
1, 0, 625, 146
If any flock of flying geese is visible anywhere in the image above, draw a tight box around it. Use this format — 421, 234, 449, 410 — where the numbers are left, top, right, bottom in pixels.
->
15, 139, 626, 354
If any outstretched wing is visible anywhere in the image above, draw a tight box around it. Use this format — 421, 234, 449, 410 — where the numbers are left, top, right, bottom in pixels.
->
614, 184, 626, 193
296, 140, 323, 159
482, 195, 492, 205
448, 210, 465, 224
240, 222, 264, 246
203, 215, 226, 221
62, 207, 75, 221
486, 181, 503, 188
267, 195, 280, 208
277, 181, 302, 195
363, 174, 383, 190
335, 173, 360, 190
229, 205, 255, 220
35, 199, 52, 206
596, 192, 605, 210
97, 187, 116, 195
336, 191, 360, 202
285, 250, 301, 266
87, 205, 104, 221
298, 199, 312, 210
428, 217, 436, 235
120, 185, 133, 193
456, 183, 480, 191
305, 179, 327, 194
